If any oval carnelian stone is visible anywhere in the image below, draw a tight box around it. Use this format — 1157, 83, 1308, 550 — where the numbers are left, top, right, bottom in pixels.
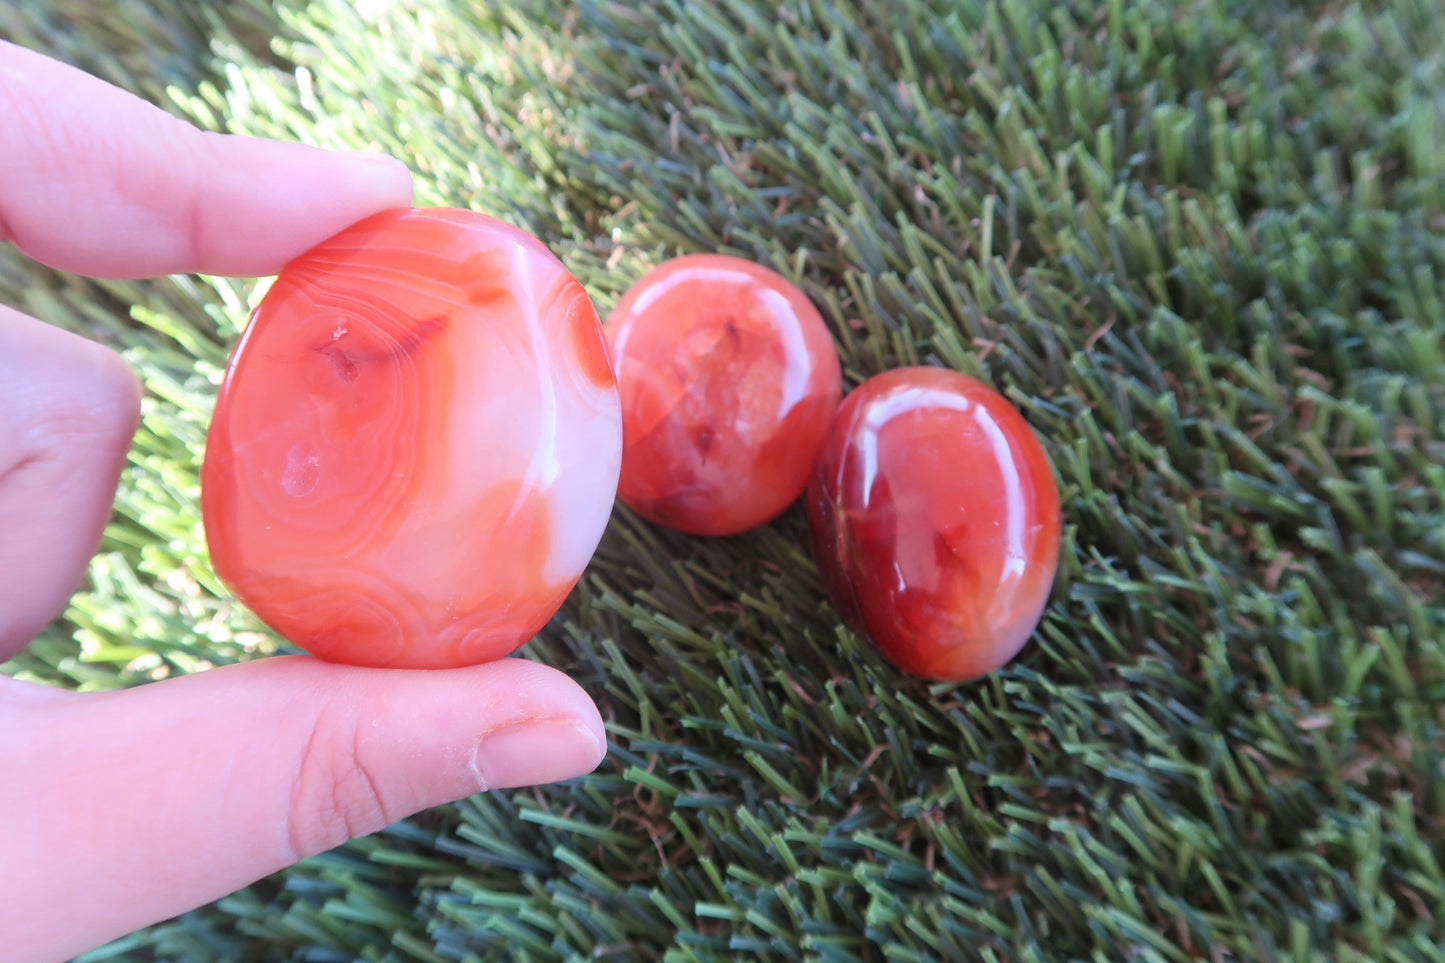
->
201, 207, 622, 669
806, 367, 1061, 681
605, 254, 842, 535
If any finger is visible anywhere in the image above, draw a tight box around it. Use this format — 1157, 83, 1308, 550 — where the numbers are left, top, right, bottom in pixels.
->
0, 40, 412, 279
0, 305, 140, 660
0, 655, 607, 962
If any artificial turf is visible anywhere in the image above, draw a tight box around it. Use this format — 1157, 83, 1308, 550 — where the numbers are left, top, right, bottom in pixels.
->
2, 0, 1442, 959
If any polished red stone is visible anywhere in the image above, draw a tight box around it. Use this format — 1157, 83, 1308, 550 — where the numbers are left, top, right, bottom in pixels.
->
604, 254, 842, 535
807, 367, 1061, 681
202, 207, 622, 669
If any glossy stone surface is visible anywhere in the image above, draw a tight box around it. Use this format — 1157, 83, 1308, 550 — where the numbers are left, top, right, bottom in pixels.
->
605, 254, 842, 535
807, 367, 1061, 681
202, 207, 622, 669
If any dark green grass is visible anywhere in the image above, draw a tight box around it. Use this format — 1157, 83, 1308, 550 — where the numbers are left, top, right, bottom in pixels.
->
2, 0, 1442, 960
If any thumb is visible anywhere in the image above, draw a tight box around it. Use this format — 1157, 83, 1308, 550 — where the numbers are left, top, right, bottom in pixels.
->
0, 656, 606, 962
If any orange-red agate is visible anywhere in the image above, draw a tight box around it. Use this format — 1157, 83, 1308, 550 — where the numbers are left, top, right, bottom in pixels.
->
202, 207, 622, 669
807, 367, 1061, 681
604, 254, 842, 535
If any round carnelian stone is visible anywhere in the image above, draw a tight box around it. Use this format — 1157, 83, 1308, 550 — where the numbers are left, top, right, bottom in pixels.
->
604, 254, 842, 535
201, 207, 622, 669
807, 367, 1061, 681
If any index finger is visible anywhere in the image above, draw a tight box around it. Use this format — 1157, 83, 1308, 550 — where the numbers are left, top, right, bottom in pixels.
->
0, 41, 413, 279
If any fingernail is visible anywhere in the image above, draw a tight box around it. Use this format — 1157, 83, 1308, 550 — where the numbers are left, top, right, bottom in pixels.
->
337, 151, 413, 204
471, 719, 606, 791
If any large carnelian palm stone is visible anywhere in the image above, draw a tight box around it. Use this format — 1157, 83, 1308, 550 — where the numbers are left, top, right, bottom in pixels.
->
807, 367, 1061, 682
604, 254, 842, 535
201, 207, 622, 669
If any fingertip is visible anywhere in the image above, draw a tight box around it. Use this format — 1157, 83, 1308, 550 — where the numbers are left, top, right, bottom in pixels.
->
460, 659, 611, 786
265, 656, 607, 856
334, 150, 415, 209
179, 134, 416, 277
489, 657, 609, 751
76, 332, 143, 437
0, 41, 417, 279
0, 306, 142, 658
471, 717, 607, 792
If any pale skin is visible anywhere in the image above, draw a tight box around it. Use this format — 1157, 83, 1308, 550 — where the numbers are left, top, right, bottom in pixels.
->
0, 41, 608, 963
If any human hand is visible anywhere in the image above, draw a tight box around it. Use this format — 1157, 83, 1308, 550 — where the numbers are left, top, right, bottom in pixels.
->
0, 41, 607, 963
